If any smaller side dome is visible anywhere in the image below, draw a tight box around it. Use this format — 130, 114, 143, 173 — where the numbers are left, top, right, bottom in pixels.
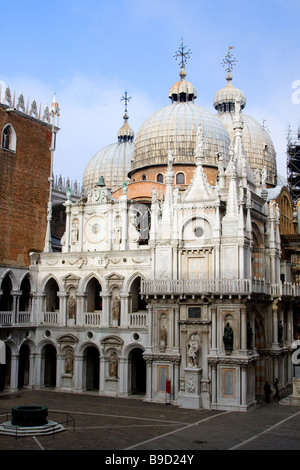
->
82, 101, 134, 192
213, 73, 246, 113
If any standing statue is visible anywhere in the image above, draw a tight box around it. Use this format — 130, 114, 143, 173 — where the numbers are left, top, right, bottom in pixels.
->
160, 325, 167, 346
109, 352, 118, 378
223, 322, 234, 351
112, 296, 120, 324
187, 336, 199, 368
68, 292, 76, 319
65, 349, 73, 375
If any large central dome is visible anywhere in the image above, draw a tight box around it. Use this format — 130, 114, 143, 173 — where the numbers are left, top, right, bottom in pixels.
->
132, 67, 231, 173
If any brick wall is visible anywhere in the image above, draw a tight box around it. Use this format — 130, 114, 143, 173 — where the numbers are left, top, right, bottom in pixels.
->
130, 164, 218, 187
0, 105, 52, 267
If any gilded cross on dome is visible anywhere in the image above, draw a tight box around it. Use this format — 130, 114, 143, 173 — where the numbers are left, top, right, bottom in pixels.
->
221, 46, 237, 75
174, 38, 192, 69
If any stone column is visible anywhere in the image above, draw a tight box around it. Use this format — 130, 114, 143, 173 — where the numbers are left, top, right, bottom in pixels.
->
100, 293, 110, 327
173, 359, 180, 403
241, 365, 247, 407
287, 305, 294, 348
272, 300, 280, 349
12, 291, 22, 324
145, 357, 153, 401
118, 357, 127, 397
56, 353, 63, 389
215, 246, 220, 279
57, 292, 67, 326
211, 362, 217, 406
174, 305, 180, 351
65, 199, 71, 252
201, 326, 210, 409
211, 306, 217, 353
76, 294, 86, 326
28, 352, 35, 388
73, 355, 82, 392
146, 305, 153, 351
34, 352, 42, 388
120, 294, 129, 328
78, 203, 85, 251
99, 356, 106, 394
240, 305, 247, 352
10, 353, 19, 392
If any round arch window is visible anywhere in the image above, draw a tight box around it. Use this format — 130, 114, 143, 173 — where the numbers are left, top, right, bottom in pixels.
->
176, 172, 185, 184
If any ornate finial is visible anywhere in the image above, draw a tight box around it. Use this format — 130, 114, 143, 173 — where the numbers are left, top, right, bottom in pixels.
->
121, 90, 131, 115
174, 38, 192, 69
221, 46, 237, 79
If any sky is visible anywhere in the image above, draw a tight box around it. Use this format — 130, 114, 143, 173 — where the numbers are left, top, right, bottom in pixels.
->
1, 0, 300, 188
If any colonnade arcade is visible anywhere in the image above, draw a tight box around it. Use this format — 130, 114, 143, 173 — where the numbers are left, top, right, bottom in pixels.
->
2, 338, 146, 396
0, 271, 147, 328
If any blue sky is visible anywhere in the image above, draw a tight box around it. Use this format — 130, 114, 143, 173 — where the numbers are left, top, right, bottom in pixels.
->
1, 0, 300, 186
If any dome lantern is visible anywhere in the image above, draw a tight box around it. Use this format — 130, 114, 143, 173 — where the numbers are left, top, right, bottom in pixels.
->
117, 91, 134, 142
169, 39, 197, 103
213, 47, 246, 113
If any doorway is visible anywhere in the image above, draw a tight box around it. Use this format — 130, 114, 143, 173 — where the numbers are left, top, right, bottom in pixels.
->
129, 348, 146, 394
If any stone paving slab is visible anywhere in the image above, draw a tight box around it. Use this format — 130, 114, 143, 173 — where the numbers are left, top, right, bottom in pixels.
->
0, 389, 299, 454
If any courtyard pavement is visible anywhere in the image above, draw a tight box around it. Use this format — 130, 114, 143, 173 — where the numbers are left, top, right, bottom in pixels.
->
0, 389, 299, 460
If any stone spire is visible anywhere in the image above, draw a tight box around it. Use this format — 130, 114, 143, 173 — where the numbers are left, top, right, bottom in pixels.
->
184, 124, 216, 202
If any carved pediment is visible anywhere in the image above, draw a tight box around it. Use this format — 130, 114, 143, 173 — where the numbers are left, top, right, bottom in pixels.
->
105, 273, 125, 281
57, 334, 79, 345
101, 335, 124, 346
62, 273, 80, 289
105, 272, 125, 289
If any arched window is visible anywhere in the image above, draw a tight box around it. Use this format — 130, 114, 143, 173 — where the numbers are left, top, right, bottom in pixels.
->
176, 172, 185, 184
1, 124, 16, 152
157, 173, 164, 183
142, 174, 147, 181
85, 277, 102, 312
0, 275, 13, 311
45, 278, 59, 312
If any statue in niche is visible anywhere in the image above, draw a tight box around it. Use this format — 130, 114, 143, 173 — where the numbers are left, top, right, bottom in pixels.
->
109, 352, 118, 378
128, 211, 141, 244
65, 349, 73, 375
160, 325, 167, 346
223, 322, 233, 352
112, 296, 120, 323
114, 225, 122, 245
71, 220, 79, 244
187, 335, 199, 368
247, 322, 253, 349
68, 291, 76, 319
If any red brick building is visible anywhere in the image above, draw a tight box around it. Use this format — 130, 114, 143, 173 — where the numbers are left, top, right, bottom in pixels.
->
0, 93, 53, 267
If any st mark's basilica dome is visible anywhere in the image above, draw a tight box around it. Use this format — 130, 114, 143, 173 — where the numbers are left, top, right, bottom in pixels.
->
82, 45, 278, 193
82, 99, 134, 192
213, 72, 277, 186
131, 65, 231, 175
